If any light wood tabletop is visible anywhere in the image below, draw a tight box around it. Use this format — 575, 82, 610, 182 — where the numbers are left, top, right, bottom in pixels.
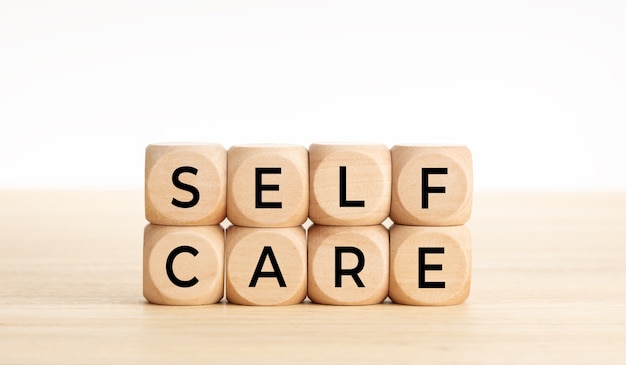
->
1, 190, 625, 364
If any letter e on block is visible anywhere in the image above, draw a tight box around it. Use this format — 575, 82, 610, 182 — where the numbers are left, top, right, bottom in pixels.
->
389, 224, 471, 306
227, 144, 309, 227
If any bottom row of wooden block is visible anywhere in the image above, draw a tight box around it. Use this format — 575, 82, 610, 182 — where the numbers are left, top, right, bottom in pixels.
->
143, 224, 472, 306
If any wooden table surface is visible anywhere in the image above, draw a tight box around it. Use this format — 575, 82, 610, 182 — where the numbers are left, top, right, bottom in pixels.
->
1, 190, 625, 364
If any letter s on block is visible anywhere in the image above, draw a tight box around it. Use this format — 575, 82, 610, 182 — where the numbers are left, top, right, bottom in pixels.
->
171, 166, 200, 208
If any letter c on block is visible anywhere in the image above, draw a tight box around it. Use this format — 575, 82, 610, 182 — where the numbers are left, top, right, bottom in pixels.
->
166, 245, 200, 288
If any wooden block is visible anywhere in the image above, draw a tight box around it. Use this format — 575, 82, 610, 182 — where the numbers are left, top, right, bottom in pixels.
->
309, 143, 391, 226
389, 224, 471, 306
307, 224, 389, 305
143, 224, 224, 305
390, 145, 472, 226
227, 144, 309, 227
225, 226, 307, 305
145, 143, 227, 226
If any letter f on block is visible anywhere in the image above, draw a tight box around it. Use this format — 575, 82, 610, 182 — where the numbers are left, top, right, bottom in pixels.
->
422, 168, 447, 209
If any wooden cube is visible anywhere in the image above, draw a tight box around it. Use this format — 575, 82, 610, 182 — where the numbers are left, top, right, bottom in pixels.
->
309, 143, 391, 226
145, 143, 227, 226
307, 224, 389, 305
389, 224, 471, 306
227, 144, 309, 227
143, 224, 224, 305
390, 145, 472, 226
225, 226, 307, 305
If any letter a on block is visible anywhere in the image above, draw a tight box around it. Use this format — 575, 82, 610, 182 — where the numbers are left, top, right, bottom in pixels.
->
249, 246, 287, 287
225, 226, 307, 305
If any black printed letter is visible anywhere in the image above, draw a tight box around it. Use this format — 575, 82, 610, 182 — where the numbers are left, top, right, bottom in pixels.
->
335, 246, 365, 287
422, 168, 447, 209
171, 166, 200, 208
418, 247, 445, 288
249, 246, 287, 287
339, 166, 365, 207
166, 245, 199, 288
255, 168, 282, 209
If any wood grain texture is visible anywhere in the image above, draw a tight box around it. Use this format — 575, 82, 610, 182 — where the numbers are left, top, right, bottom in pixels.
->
1, 190, 625, 364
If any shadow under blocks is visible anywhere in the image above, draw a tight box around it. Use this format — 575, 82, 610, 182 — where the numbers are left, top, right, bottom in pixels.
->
143, 143, 472, 306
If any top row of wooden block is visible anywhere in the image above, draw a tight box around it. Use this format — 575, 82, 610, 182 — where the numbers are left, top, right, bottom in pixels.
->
145, 143, 473, 227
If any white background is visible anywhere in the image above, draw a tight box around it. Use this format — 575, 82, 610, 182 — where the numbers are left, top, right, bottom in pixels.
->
1, 1, 625, 191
